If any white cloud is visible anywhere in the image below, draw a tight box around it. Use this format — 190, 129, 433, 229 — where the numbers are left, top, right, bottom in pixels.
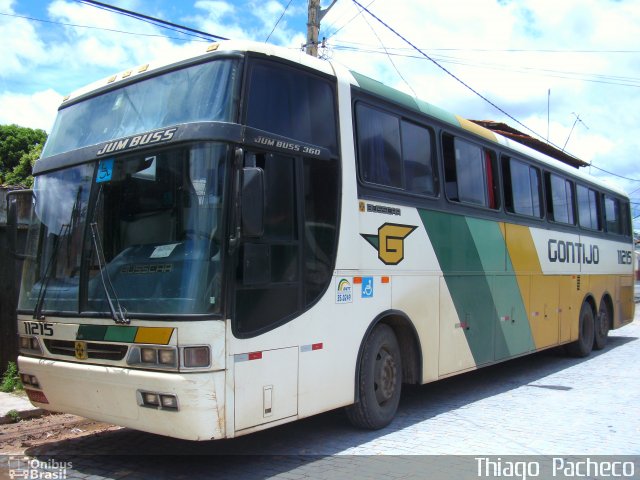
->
0, 89, 63, 131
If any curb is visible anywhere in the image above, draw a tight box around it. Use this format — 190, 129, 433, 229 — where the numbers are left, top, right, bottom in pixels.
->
0, 407, 48, 425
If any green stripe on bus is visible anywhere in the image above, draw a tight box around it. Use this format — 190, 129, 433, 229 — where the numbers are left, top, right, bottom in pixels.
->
77, 324, 138, 342
76, 325, 108, 341
104, 326, 138, 343
465, 218, 535, 359
419, 210, 498, 366
414, 98, 460, 127
351, 71, 419, 111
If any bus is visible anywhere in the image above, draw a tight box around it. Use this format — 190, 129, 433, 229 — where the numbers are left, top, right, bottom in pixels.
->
12, 41, 635, 440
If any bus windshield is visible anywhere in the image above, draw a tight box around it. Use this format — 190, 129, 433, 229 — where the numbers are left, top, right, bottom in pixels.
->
42, 58, 240, 158
19, 142, 229, 317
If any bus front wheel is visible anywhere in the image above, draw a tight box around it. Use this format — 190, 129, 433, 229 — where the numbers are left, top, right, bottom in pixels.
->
346, 323, 402, 429
566, 302, 595, 357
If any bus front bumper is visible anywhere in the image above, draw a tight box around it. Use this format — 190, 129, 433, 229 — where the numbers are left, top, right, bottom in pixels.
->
18, 356, 226, 441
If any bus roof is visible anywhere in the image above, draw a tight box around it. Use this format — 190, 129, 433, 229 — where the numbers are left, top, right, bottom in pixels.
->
59, 40, 627, 199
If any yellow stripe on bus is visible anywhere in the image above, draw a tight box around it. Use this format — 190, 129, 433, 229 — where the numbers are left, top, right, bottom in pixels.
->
134, 327, 174, 345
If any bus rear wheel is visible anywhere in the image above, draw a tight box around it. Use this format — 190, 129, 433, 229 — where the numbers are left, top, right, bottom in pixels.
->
593, 299, 610, 350
566, 302, 595, 357
346, 323, 402, 429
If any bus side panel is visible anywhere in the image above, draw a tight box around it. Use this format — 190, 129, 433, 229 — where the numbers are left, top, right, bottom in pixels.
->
391, 275, 440, 383
419, 211, 535, 375
617, 274, 635, 326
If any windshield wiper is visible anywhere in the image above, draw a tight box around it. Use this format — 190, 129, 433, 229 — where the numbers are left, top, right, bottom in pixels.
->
90, 222, 129, 324
32, 223, 69, 320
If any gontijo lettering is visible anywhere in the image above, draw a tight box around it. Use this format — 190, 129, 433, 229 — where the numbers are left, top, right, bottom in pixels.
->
547, 239, 600, 265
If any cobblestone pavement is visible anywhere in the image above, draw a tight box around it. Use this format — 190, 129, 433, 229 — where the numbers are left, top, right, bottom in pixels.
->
2, 312, 639, 479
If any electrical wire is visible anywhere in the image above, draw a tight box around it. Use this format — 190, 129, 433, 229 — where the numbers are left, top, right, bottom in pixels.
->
265, 0, 295, 43
329, 44, 640, 88
75, 0, 228, 41
355, 2, 417, 98
323, 0, 378, 40
350, 0, 640, 183
0, 11, 207, 42
330, 40, 640, 54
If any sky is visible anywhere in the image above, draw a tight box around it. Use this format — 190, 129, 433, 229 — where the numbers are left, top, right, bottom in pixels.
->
1, 0, 639, 229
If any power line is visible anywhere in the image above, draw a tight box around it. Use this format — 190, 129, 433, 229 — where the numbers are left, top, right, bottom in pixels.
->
350, 0, 560, 146
329, 44, 640, 88
76, 0, 228, 41
324, 0, 378, 40
0, 11, 206, 42
330, 40, 640, 54
355, 2, 417, 98
349, 0, 640, 183
265, 0, 295, 43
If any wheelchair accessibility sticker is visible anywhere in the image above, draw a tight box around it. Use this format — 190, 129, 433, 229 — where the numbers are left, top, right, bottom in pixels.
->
361, 277, 374, 298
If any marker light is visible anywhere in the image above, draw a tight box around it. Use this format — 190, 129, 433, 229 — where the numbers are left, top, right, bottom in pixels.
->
183, 346, 210, 368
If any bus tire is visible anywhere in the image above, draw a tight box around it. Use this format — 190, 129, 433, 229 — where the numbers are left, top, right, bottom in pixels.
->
593, 299, 610, 350
566, 302, 595, 357
346, 324, 402, 430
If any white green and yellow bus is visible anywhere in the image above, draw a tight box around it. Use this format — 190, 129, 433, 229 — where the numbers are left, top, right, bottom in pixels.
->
13, 41, 635, 440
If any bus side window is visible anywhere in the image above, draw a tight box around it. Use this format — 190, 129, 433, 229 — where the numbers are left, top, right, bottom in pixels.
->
401, 120, 436, 196
502, 156, 542, 218
604, 194, 622, 234
443, 133, 498, 209
546, 173, 575, 224
355, 104, 402, 188
577, 184, 602, 230
246, 62, 338, 153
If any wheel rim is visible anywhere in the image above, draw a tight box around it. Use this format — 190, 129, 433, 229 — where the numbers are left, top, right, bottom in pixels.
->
374, 347, 397, 405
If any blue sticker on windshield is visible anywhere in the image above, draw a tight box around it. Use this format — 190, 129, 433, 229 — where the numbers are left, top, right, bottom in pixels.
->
96, 158, 114, 183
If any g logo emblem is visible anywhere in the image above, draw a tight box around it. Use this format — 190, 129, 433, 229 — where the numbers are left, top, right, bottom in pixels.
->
362, 223, 417, 265
75, 341, 88, 360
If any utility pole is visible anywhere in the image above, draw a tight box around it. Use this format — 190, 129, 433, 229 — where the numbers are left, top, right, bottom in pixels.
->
306, 0, 337, 57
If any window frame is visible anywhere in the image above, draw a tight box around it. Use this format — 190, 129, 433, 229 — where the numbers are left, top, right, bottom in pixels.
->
441, 131, 500, 211
576, 183, 602, 231
545, 172, 576, 226
501, 155, 544, 220
353, 99, 439, 199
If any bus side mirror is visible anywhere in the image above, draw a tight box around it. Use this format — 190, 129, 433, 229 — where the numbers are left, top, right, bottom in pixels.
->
241, 167, 264, 238
6, 189, 32, 260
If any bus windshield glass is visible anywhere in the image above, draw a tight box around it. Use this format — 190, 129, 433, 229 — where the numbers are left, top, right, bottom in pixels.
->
19, 142, 229, 317
42, 58, 240, 158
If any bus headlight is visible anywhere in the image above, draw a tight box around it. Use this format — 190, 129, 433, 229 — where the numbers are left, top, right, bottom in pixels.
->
158, 348, 177, 366
19, 336, 43, 355
127, 346, 178, 369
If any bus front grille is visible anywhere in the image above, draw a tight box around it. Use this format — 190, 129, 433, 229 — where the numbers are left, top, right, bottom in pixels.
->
44, 340, 129, 361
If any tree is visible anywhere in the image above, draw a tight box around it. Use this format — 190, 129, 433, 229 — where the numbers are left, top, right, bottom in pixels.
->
0, 124, 47, 186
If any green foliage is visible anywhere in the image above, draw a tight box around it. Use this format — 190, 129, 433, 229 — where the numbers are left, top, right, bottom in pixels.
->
0, 124, 47, 186
0, 361, 23, 393
6, 409, 20, 423
3, 143, 42, 188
